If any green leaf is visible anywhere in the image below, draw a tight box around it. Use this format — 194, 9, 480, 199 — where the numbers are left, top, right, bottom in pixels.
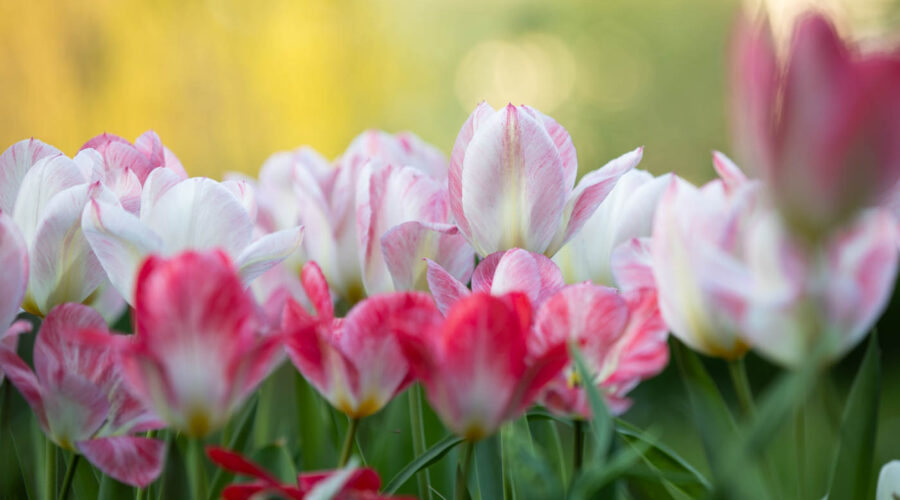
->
569, 433, 652, 498
207, 396, 259, 499
251, 442, 297, 483
158, 434, 189, 500
525, 408, 572, 427
72, 459, 99, 500
384, 434, 465, 494
569, 343, 613, 463
615, 420, 709, 498
97, 474, 133, 500
826, 333, 881, 500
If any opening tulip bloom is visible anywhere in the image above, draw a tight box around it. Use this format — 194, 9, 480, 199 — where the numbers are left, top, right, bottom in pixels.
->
0, 304, 165, 487
0, 211, 30, 361
118, 250, 283, 437
732, 12, 900, 237
397, 292, 568, 441
533, 284, 669, 417
283, 261, 440, 418
449, 102, 641, 257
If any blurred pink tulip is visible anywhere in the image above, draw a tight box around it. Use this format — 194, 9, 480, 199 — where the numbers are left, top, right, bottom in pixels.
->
118, 251, 282, 437
533, 284, 669, 417
283, 262, 440, 418
732, 13, 900, 236
426, 247, 564, 315
449, 102, 640, 256
396, 292, 568, 441
0, 304, 165, 487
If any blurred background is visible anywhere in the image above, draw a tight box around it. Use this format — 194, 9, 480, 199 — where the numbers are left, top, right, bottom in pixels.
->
2, 0, 900, 494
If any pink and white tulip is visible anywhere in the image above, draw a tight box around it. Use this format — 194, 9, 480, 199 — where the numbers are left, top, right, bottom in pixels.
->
118, 251, 282, 437
397, 292, 568, 441
449, 102, 639, 256
426, 248, 564, 315
533, 284, 669, 417
283, 262, 440, 418
0, 139, 117, 316
82, 171, 302, 305
732, 13, 900, 236
553, 169, 670, 286
0, 303, 165, 487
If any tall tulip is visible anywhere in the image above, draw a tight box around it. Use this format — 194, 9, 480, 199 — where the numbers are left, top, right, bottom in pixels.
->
732, 12, 900, 237
0, 304, 165, 487
396, 292, 568, 441
118, 251, 282, 437
449, 102, 640, 256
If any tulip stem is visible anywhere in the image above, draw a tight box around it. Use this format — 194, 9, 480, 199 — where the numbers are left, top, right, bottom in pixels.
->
408, 385, 433, 499
795, 404, 806, 500
338, 418, 359, 467
57, 454, 79, 500
727, 357, 755, 416
45, 438, 57, 500
187, 438, 209, 500
573, 419, 584, 474
455, 441, 475, 500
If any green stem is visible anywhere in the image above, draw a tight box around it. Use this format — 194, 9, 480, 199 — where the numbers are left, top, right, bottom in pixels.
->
338, 418, 359, 467
795, 404, 806, 500
455, 441, 475, 500
408, 386, 433, 500
573, 420, 584, 475
57, 454, 79, 500
727, 357, 755, 416
187, 438, 209, 499
45, 439, 57, 500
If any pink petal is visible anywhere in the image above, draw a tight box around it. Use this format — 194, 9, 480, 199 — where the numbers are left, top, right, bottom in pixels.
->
0, 212, 28, 329
235, 227, 304, 285
521, 106, 578, 190
381, 221, 474, 292
711, 151, 748, 194
449, 102, 496, 242
78, 436, 165, 488
0, 138, 62, 213
425, 259, 471, 315
300, 261, 335, 321
0, 346, 47, 429
11, 154, 87, 246
474, 249, 565, 306
33, 303, 109, 387
610, 237, 656, 293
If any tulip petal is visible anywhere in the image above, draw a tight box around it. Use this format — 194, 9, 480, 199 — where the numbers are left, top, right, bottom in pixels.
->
0, 346, 47, 429
140, 167, 183, 214
382, 221, 474, 292
425, 259, 471, 315
235, 227, 304, 285
522, 105, 578, 190
300, 261, 335, 321
449, 102, 496, 241
0, 138, 62, 213
12, 155, 87, 246
711, 151, 748, 194
610, 237, 656, 293
0, 212, 28, 328
78, 436, 165, 488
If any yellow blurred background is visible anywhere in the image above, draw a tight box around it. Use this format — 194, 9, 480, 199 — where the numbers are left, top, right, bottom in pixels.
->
1, 0, 898, 182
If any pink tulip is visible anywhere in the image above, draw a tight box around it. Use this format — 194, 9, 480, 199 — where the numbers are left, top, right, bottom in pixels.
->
207, 446, 414, 500
118, 250, 282, 437
0, 139, 118, 316
449, 102, 640, 256
426, 247, 564, 315
397, 292, 568, 440
283, 261, 440, 418
532, 284, 669, 417
0, 303, 165, 487
732, 13, 900, 236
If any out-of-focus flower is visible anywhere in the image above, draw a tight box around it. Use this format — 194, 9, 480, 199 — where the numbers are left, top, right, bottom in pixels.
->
396, 292, 568, 441
533, 284, 669, 417
82, 171, 302, 305
650, 153, 760, 359
0, 211, 30, 359
0, 139, 116, 316
553, 169, 671, 286
118, 251, 282, 437
206, 446, 413, 500
358, 161, 473, 295
449, 102, 640, 257
878, 461, 900, 500
426, 247, 564, 315
283, 262, 440, 418
0, 304, 165, 487
732, 12, 900, 237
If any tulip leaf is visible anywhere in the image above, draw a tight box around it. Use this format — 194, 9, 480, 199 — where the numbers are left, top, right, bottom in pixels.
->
72, 459, 99, 500
251, 442, 297, 484
207, 395, 259, 500
615, 419, 710, 497
383, 434, 465, 494
525, 408, 573, 427
826, 332, 881, 500
97, 474, 133, 500
569, 433, 652, 498
569, 342, 613, 463
158, 433, 189, 500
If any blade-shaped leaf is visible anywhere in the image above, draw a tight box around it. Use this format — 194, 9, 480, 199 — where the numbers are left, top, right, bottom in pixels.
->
569, 343, 613, 463
207, 396, 259, 499
384, 434, 465, 494
615, 419, 710, 497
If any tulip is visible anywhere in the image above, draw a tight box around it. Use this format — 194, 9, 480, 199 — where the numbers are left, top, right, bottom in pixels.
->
0, 139, 117, 316
553, 169, 670, 287
358, 161, 473, 295
82, 171, 302, 305
533, 284, 669, 417
449, 102, 640, 256
0, 212, 30, 376
206, 446, 414, 500
0, 303, 165, 487
650, 153, 761, 359
732, 13, 900, 237
283, 261, 440, 419
118, 250, 282, 437
878, 461, 900, 500
426, 247, 564, 315
396, 292, 568, 441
